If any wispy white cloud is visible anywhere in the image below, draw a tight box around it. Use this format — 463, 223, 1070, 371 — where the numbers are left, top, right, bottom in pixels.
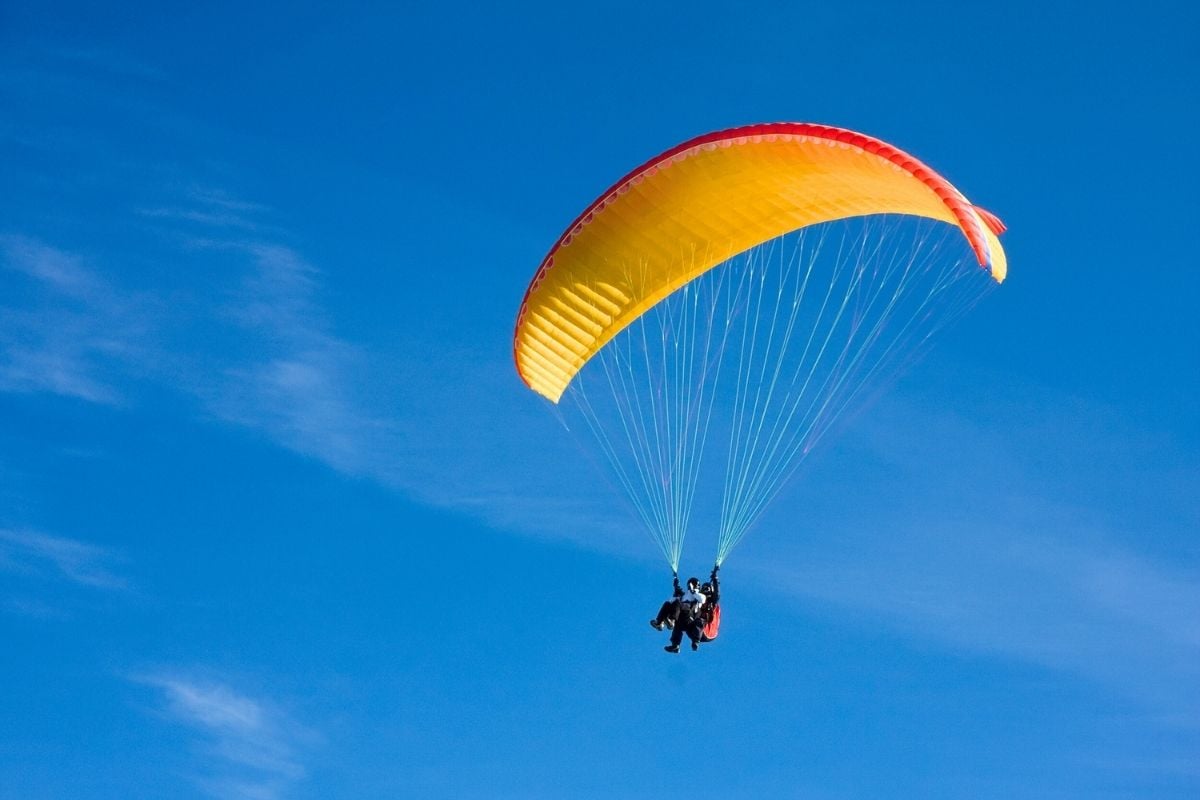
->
762, 521, 1200, 713
180, 243, 633, 558
2, 208, 402, 484
187, 189, 271, 215
134, 672, 314, 800
160, 223, 646, 560
0, 235, 155, 404
138, 206, 267, 233
1, 209, 392, 487
196, 241, 397, 477
137, 189, 281, 235
0, 527, 126, 589
739, 392, 1200, 726
2, 596, 66, 619
0, 234, 106, 300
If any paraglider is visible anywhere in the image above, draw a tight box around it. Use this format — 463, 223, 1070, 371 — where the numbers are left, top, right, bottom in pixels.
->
649, 566, 720, 654
663, 575, 708, 653
513, 123, 1007, 648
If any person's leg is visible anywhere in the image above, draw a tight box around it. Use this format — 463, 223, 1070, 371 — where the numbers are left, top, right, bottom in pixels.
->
650, 600, 674, 629
665, 622, 684, 652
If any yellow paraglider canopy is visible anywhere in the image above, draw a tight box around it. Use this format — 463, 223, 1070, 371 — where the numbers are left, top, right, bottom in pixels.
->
514, 123, 1007, 403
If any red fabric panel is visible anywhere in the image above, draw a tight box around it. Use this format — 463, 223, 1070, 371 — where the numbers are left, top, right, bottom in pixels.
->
703, 604, 721, 640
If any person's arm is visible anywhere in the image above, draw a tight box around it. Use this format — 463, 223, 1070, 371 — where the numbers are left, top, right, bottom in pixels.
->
672, 574, 683, 597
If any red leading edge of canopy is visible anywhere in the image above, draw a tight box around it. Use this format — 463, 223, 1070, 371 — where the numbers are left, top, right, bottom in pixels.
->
512, 122, 1003, 390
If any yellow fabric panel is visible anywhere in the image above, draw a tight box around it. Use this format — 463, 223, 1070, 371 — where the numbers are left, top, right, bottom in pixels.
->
518, 134, 1003, 402
981, 226, 1007, 282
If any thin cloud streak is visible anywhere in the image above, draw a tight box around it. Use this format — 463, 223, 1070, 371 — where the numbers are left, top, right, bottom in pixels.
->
738, 393, 1200, 726
1, 215, 392, 478
0, 235, 155, 404
199, 241, 398, 477
137, 189, 282, 235
760, 522, 1200, 710
0, 528, 126, 589
135, 672, 314, 800
138, 191, 397, 475
1, 234, 107, 300
138, 206, 268, 233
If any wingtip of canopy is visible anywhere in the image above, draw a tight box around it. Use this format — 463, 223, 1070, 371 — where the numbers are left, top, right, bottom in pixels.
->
973, 205, 1007, 235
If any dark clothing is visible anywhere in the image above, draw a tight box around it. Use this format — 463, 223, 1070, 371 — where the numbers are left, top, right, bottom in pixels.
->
652, 599, 679, 628
656, 570, 720, 650
653, 575, 685, 627
669, 615, 703, 648
697, 573, 721, 643
669, 575, 708, 648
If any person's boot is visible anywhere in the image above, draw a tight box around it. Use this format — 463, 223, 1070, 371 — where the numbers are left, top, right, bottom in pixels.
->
664, 644, 680, 653
691, 640, 699, 651
650, 619, 664, 631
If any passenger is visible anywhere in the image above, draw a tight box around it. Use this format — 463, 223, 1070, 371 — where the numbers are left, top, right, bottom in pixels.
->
664, 576, 707, 653
649, 573, 683, 631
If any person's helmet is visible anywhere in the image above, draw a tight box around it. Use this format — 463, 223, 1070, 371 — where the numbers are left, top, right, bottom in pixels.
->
701, 582, 712, 594
687, 577, 700, 591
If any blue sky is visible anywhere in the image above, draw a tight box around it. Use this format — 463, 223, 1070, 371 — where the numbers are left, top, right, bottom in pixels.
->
2, 1, 1198, 798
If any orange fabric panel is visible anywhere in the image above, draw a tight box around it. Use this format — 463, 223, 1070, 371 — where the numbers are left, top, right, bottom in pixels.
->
702, 604, 720, 641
